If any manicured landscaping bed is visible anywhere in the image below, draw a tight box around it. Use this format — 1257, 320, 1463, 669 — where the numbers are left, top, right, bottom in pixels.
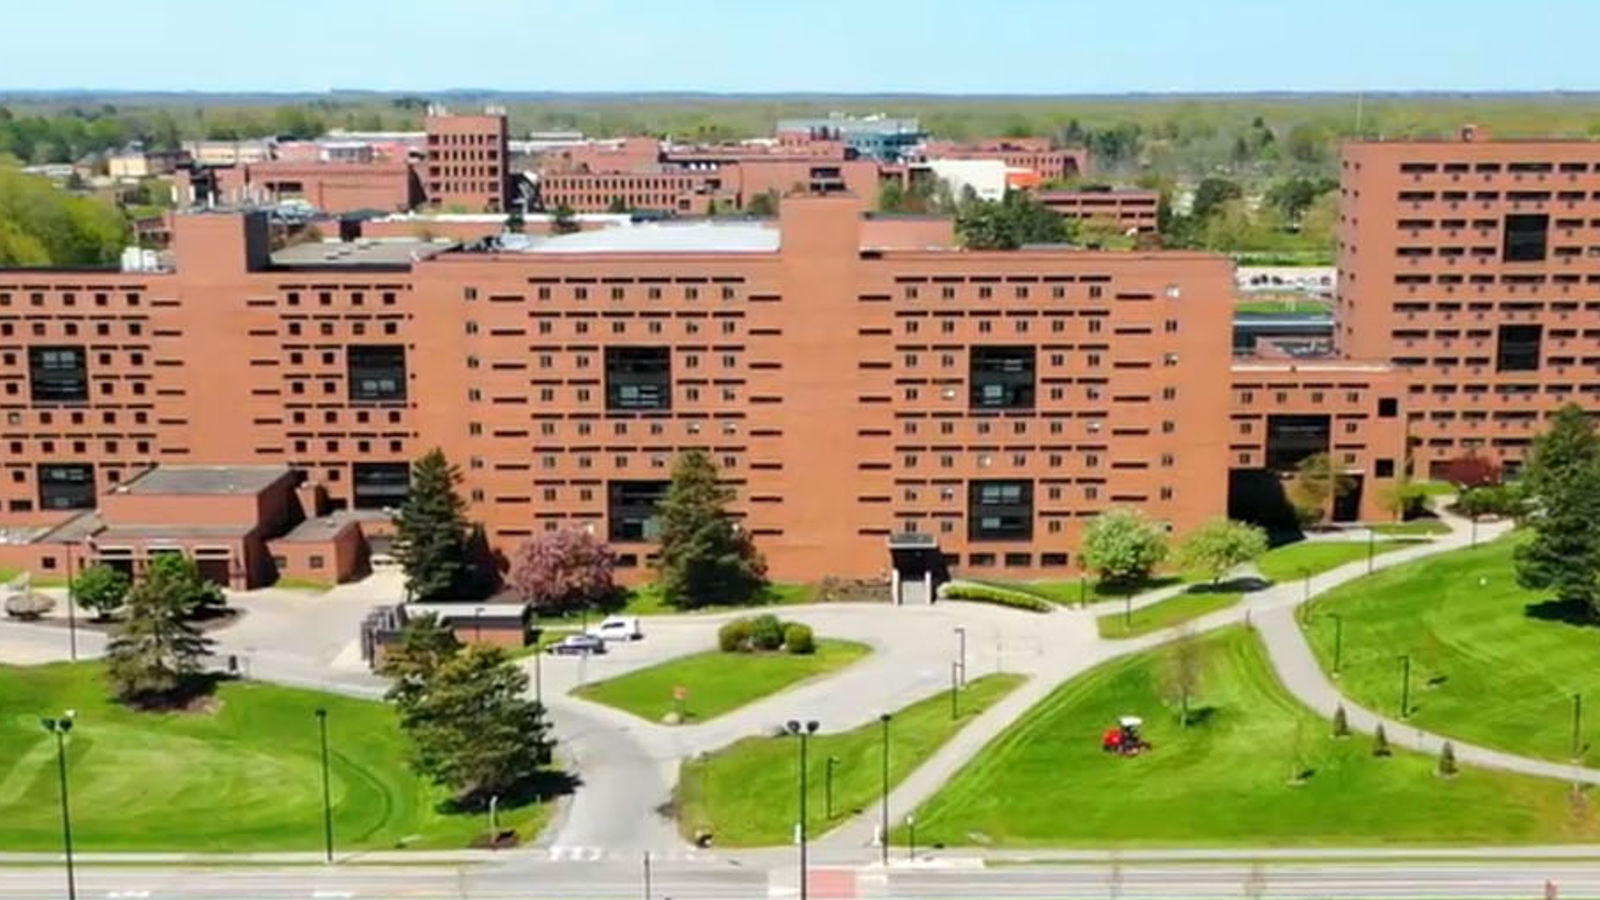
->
1302, 535, 1600, 765
1256, 538, 1418, 583
677, 673, 1024, 845
1096, 590, 1243, 639
571, 640, 870, 723
0, 663, 555, 851
906, 627, 1600, 847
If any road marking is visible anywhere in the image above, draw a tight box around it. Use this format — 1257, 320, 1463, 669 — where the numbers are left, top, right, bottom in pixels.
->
106, 892, 150, 899
311, 891, 355, 899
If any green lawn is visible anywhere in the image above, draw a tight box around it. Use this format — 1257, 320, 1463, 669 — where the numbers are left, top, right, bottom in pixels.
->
0, 663, 556, 851
1234, 298, 1331, 315
677, 674, 1024, 845
572, 640, 870, 723
906, 627, 1600, 847
973, 576, 1188, 608
616, 581, 813, 616
1255, 539, 1418, 583
1303, 535, 1600, 765
1368, 520, 1452, 537
269, 576, 333, 592
1096, 590, 1243, 639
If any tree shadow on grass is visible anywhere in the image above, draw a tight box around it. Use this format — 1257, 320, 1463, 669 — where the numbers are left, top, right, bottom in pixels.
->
114, 671, 234, 713
1524, 597, 1598, 628
437, 768, 582, 816
1189, 576, 1269, 594
1175, 704, 1219, 727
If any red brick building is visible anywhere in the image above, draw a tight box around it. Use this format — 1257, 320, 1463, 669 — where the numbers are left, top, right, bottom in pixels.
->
1038, 189, 1161, 235
423, 107, 511, 213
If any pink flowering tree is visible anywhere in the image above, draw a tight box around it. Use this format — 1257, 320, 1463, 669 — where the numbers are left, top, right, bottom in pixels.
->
507, 529, 618, 614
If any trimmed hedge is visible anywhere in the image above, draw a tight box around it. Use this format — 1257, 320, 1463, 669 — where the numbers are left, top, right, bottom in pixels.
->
719, 614, 818, 654
936, 580, 1053, 613
783, 623, 815, 655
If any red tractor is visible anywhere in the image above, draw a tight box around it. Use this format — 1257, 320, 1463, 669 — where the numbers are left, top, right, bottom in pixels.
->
1100, 715, 1152, 756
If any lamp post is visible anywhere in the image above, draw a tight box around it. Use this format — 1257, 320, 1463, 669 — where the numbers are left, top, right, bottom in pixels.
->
315, 708, 334, 863
825, 755, 838, 820
643, 850, 652, 900
1574, 693, 1585, 762
473, 606, 484, 644
1398, 654, 1412, 719
64, 542, 78, 662
906, 813, 916, 861
953, 626, 967, 688
878, 713, 890, 866
950, 661, 959, 720
1331, 613, 1343, 677
533, 641, 544, 705
1366, 528, 1375, 573
785, 719, 820, 900
40, 712, 76, 900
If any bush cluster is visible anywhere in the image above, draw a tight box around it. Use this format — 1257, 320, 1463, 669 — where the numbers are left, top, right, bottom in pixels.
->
717, 614, 816, 654
936, 580, 1053, 613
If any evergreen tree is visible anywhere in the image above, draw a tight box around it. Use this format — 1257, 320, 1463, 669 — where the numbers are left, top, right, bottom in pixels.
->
394, 449, 475, 601
1515, 404, 1600, 617
105, 562, 216, 706
398, 644, 552, 806
552, 203, 579, 235
378, 612, 462, 710
655, 449, 767, 609
1332, 704, 1350, 737
1372, 723, 1392, 757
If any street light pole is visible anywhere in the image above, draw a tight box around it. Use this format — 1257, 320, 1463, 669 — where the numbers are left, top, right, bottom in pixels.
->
878, 713, 890, 866
41, 712, 76, 900
954, 626, 967, 688
316, 708, 334, 863
643, 850, 652, 900
1367, 528, 1375, 573
906, 814, 916, 861
1574, 693, 1584, 762
1332, 613, 1343, 678
825, 756, 838, 820
534, 643, 544, 704
786, 719, 819, 900
1398, 654, 1412, 719
950, 661, 959, 720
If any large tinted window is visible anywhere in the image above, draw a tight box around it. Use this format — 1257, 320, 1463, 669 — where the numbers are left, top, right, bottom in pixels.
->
1503, 213, 1549, 262
969, 346, 1035, 410
1265, 414, 1330, 471
1497, 324, 1542, 372
38, 463, 94, 511
29, 346, 87, 403
352, 462, 410, 509
608, 480, 669, 541
605, 347, 671, 411
347, 345, 407, 402
967, 479, 1033, 541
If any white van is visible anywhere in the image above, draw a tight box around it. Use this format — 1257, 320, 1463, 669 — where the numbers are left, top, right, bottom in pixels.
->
588, 615, 644, 642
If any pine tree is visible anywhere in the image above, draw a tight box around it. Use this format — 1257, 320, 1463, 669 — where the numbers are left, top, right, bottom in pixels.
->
1372, 723, 1392, 757
1515, 404, 1600, 617
378, 613, 462, 710
394, 449, 474, 601
1332, 704, 1350, 737
398, 644, 552, 806
655, 449, 767, 609
105, 562, 216, 706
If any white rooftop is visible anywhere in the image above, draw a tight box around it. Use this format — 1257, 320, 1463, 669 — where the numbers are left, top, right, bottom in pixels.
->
508, 221, 780, 254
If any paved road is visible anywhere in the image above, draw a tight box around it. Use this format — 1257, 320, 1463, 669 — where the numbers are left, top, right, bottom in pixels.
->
6, 856, 1600, 899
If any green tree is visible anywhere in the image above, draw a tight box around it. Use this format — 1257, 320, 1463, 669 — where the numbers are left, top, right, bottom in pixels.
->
655, 449, 767, 609
105, 562, 216, 706
877, 179, 907, 213
1288, 452, 1353, 527
142, 553, 226, 618
1264, 176, 1337, 224
1515, 404, 1600, 616
504, 207, 524, 234
397, 644, 552, 807
0, 161, 128, 265
1081, 507, 1169, 590
378, 612, 462, 710
394, 449, 475, 602
551, 202, 579, 235
1177, 518, 1268, 585
954, 190, 1066, 250
1190, 177, 1243, 221
745, 189, 779, 216
71, 563, 130, 621
606, 197, 628, 214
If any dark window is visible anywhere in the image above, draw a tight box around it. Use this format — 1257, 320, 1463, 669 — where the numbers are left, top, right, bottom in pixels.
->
1503, 213, 1549, 262
347, 345, 407, 402
605, 347, 671, 411
1375, 458, 1396, 478
608, 480, 669, 542
1377, 397, 1398, 418
1265, 415, 1330, 471
1497, 324, 1543, 372
351, 462, 410, 509
968, 479, 1033, 541
28, 346, 87, 402
969, 346, 1035, 410
37, 463, 93, 510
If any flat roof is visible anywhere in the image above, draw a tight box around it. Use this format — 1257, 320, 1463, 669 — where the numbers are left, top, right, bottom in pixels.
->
97, 523, 256, 541
119, 465, 293, 496
275, 511, 369, 544
502, 221, 779, 254
271, 239, 451, 266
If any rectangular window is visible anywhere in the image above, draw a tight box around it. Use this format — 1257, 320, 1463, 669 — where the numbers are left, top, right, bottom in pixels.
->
28, 346, 87, 402
1497, 324, 1543, 372
351, 462, 410, 510
967, 479, 1033, 541
608, 480, 669, 542
37, 463, 94, 510
1503, 213, 1549, 262
1265, 415, 1331, 472
969, 346, 1035, 410
605, 347, 672, 411
346, 345, 407, 402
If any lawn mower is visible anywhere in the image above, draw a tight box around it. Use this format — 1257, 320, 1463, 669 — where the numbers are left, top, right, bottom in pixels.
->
1100, 715, 1152, 756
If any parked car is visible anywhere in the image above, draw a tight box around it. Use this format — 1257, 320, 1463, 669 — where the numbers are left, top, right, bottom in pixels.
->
588, 616, 644, 642
547, 633, 607, 656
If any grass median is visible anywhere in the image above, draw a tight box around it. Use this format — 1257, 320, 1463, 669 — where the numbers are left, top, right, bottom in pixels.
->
1256, 538, 1418, 583
676, 673, 1025, 845
1096, 589, 1243, 639
906, 627, 1600, 847
0, 662, 556, 851
1302, 534, 1600, 765
572, 639, 870, 723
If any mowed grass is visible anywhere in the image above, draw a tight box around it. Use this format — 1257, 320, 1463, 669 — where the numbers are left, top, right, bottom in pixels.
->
906, 627, 1600, 847
616, 582, 813, 616
1256, 539, 1419, 583
1096, 590, 1243, 639
1303, 536, 1600, 765
0, 663, 553, 851
1369, 520, 1452, 537
572, 640, 870, 723
677, 674, 1024, 845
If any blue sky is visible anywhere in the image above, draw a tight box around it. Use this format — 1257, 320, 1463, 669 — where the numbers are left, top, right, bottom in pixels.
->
2, 0, 1597, 94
